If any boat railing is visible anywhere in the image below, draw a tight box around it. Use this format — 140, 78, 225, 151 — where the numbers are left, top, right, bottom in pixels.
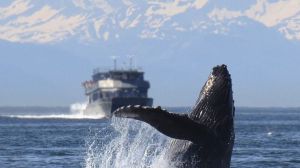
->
93, 66, 143, 74
93, 67, 110, 74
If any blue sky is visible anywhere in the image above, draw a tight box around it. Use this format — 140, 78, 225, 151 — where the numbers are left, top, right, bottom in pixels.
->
1, 0, 300, 107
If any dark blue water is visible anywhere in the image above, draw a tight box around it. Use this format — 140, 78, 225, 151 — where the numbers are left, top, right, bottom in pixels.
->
0, 107, 299, 168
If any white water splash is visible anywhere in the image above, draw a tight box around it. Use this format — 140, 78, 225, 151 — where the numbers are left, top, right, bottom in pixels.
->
5, 113, 104, 119
1, 102, 105, 119
85, 117, 175, 168
70, 102, 88, 114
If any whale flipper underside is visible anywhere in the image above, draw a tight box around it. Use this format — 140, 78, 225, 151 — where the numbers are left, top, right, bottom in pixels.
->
114, 106, 218, 145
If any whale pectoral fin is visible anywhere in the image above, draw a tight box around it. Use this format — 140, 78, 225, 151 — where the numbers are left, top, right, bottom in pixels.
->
113, 105, 215, 144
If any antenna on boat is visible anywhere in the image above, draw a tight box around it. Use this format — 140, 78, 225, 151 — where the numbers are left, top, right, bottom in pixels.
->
111, 56, 118, 70
127, 54, 135, 70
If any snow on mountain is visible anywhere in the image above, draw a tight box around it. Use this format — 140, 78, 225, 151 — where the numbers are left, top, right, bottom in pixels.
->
0, 0, 300, 43
208, 0, 300, 40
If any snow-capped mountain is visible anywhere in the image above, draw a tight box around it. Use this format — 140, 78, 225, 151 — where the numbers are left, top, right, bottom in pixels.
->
1, 0, 300, 107
1, 0, 300, 43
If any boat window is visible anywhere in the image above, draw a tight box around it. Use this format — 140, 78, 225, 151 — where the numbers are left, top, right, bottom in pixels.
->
102, 92, 106, 99
92, 93, 98, 101
122, 74, 127, 80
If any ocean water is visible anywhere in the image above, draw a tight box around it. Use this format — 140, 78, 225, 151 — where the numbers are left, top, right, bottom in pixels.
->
0, 107, 299, 168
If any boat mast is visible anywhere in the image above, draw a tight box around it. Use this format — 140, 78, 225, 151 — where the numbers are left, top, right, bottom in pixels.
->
129, 55, 133, 70
112, 56, 117, 71
127, 54, 135, 70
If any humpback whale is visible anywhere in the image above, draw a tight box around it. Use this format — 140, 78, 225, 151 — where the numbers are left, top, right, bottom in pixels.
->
113, 64, 235, 168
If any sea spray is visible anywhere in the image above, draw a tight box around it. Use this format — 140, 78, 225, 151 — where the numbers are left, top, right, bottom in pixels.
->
70, 102, 88, 115
85, 117, 174, 168
0, 102, 104, 119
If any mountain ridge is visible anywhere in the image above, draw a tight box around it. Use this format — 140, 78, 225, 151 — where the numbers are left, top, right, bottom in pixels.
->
1, 0, 300, 43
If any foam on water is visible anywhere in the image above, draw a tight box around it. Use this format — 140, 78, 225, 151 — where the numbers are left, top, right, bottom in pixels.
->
85, 117, 175, 168
0, 102, 105, 119
4, 113, 105, 119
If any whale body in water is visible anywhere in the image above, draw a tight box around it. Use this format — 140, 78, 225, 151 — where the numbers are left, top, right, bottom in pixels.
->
114, 64, 235, 168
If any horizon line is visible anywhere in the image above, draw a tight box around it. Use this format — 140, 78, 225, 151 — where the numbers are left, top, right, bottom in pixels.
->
0, 105, 300, 109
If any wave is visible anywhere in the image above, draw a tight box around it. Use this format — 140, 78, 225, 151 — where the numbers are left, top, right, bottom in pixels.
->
0, 102, 105, 119
2, 113, 105, 119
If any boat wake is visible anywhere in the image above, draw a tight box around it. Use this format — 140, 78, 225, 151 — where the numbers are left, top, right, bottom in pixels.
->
84, 117, 175, 168
0, 102, 105, 119
3, 113, 105, 119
